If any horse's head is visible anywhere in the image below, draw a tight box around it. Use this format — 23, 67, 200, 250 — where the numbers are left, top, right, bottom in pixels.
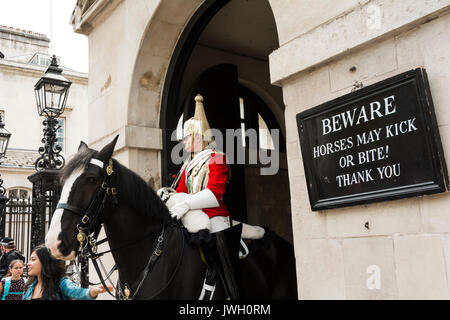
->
46, 135, 118, 260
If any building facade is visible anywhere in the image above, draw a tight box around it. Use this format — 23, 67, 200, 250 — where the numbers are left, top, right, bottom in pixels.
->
0, 25, 88, 257
70, 0, 450, 299
0, 25, 88, 197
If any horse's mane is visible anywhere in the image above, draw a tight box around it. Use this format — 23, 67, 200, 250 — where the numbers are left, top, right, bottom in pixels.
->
58, 148, 96, 185
58, 148, 171, 224
111, 158, 171, 223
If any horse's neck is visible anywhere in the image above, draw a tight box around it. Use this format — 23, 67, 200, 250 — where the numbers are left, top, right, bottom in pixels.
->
103, 204, 164, 286
104, 162, 172, 286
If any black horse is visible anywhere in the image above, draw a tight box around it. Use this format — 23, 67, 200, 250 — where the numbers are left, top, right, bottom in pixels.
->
45, 136, 298, 299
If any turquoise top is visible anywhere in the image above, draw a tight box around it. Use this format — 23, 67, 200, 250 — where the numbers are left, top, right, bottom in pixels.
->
23, 277, 95, 300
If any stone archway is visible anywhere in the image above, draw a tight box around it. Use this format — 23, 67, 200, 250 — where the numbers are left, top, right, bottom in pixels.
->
126, 0, 225, 189
150, 0, 293, 243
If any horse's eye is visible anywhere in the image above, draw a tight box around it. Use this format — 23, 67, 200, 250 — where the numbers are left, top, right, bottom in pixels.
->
87, 177, 97, 184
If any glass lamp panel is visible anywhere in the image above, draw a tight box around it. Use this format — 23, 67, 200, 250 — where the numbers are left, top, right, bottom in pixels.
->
39, 86, 46, 115
0, 129, 10, 155
44, 82, 66, 94
0, 138, 5, 155
58, 87, 69, 111
43, 82, 69, 116
34, 89, 41, 114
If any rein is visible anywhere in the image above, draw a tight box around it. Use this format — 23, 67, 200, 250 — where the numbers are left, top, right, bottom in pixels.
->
117, 219, 185, 300
57, 157, 185, 300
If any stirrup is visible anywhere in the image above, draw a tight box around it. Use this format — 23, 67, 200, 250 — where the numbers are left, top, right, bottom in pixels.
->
239, 239, 249, 259
199, 269, 216, 300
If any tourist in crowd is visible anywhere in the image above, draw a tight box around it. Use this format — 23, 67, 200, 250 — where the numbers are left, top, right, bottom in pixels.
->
0, 259, 26, 300
0, 237, 25, 279
23, 244, 113, 300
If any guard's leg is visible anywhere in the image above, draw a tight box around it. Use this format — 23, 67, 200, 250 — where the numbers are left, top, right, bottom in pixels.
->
210, 215, 230, 233
202, 221, 242, 300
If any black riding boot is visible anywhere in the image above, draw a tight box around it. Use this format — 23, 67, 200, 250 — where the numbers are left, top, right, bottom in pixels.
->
202, 223, 242, 300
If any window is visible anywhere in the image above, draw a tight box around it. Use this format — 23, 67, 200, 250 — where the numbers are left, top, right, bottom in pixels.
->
176, 114, 184, 141
39, 56, 50, 67
173, 86, 285, 154
56, 118, 65, 152
7, 188, 31, 204
238, 85, 285, 152
239, 97, 246, 147
29, 53, 51, 67
258, 113, 275, 150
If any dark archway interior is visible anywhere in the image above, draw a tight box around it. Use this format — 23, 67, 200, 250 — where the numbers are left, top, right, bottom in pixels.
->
161, 0, 293, 243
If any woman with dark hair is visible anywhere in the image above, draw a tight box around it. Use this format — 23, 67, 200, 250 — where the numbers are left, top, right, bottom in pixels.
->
23, 244, 112, 300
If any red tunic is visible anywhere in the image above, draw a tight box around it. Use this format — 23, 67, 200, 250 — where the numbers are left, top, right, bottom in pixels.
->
176, 153, 230, 218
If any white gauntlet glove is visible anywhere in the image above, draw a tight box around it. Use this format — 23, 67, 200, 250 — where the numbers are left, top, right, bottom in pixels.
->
157, 187, 176, 202
169, 201, 190, 220
169, 189, 219, 220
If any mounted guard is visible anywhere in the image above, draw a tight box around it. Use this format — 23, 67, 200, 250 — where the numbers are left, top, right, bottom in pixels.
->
159, 94, 241, 300
45, 95, 297, 300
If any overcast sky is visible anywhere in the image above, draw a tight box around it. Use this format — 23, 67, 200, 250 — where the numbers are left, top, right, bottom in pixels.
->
0, 0, 88, 73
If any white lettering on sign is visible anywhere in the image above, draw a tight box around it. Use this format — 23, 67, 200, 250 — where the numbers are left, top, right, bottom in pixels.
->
336, 169, 375, 187
385, 118, 418, 138
321, 95, 396, 135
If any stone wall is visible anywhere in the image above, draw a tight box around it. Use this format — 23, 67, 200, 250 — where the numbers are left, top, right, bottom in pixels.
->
0, 26, 49, 63
270, 0, 450, 299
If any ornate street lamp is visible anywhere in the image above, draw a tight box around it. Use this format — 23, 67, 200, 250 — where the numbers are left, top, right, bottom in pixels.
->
0, 114, 11, 158
31, 55, 88, 285
0, 114, 11, 236
0, 113, 11, 194
29, 54, 71, 252
34, 55, 72, 171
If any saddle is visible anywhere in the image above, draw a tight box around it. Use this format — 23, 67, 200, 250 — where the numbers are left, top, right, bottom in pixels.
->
162, 190, 265, 241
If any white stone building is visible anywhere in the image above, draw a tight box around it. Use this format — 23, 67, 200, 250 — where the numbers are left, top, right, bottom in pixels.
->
0, 25, 88, 262
68, 0, 450, 299
0, 25, 88, 201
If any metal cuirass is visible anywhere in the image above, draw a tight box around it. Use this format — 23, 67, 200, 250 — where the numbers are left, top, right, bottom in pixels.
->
185, 150, 213, 194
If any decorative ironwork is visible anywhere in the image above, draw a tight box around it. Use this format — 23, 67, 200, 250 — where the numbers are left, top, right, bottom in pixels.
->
0, 176, 6, 203
35, 117, 65, 171
0, 198, 33, 260
28, 169, 61, 250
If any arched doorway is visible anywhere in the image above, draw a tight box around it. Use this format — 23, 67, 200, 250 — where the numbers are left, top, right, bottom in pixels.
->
160, 0, 293, 243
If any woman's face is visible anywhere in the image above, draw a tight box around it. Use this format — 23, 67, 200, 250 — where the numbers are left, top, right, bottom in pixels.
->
183, 133, 204, 153
10, 262, 23, 278
27, 251, 42, 277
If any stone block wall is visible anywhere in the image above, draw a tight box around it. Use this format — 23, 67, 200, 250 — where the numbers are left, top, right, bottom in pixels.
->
271, 0, 450, 299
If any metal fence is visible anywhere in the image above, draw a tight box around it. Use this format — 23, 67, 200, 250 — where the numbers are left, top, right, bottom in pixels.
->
0, 172, 89, 288
0, 198, 34, 260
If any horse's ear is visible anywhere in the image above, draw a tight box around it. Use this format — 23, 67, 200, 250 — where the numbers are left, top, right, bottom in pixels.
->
97, 135, 119, 162
78, 141, 88, 152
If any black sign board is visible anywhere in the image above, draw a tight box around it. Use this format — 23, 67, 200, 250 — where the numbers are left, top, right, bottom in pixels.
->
297, 68, 448, 211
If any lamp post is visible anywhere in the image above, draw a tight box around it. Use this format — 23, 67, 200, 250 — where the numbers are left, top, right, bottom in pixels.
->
0, 114, 12, 237
29, 54, 71, 252
34, 55, 71, 171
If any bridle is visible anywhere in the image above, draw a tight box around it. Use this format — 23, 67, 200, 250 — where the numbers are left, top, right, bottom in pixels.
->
56, 157, 119, 298
56, 157, 184, 300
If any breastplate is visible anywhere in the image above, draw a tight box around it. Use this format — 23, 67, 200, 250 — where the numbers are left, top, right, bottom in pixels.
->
186, 155, 211, 194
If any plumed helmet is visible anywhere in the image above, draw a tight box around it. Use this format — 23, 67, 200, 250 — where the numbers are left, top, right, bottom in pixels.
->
183, 94, 213, 143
